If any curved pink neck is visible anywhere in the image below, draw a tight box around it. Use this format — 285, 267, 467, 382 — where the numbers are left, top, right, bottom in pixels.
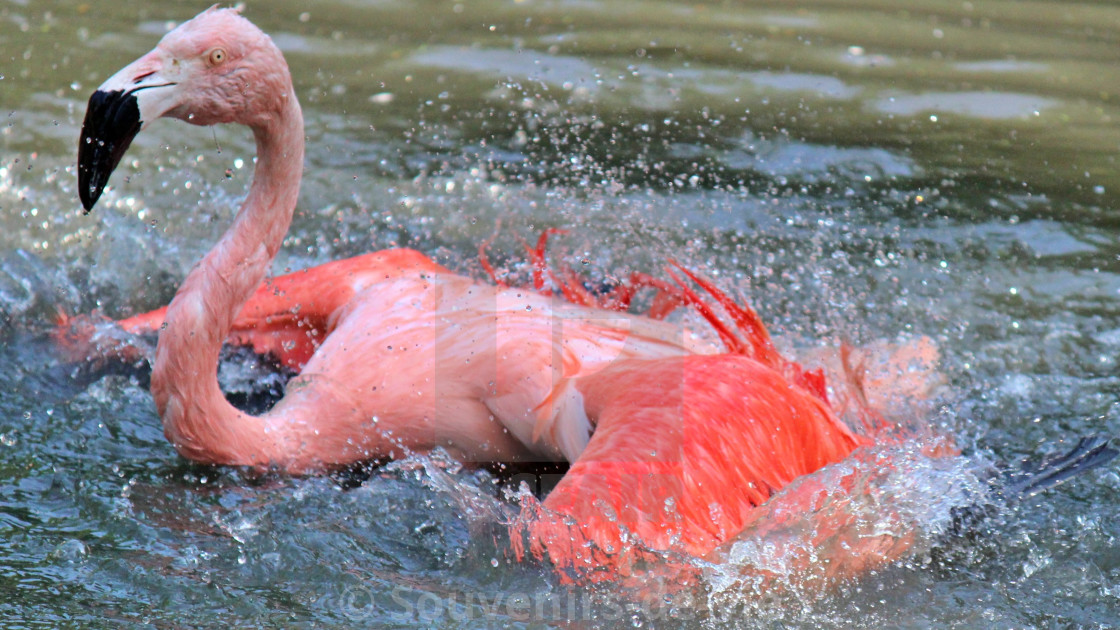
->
150, 93, 305, 465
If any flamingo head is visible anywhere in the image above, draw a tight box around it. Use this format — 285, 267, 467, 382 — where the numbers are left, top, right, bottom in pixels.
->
78, 6, 294, 211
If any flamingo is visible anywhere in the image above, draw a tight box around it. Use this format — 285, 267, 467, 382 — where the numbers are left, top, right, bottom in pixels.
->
71, 7, 1114, 585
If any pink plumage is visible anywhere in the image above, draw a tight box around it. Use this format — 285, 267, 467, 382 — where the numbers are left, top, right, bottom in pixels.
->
69, 7, 948, 585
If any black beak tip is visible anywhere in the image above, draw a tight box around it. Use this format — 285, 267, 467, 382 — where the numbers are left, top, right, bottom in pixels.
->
78, 170, 99, 213
77, 89, 143, 214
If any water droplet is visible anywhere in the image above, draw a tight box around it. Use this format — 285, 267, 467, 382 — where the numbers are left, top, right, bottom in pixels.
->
490, 557, 499, 567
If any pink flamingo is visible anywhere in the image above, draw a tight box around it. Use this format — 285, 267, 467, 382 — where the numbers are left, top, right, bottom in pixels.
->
70, 7, 1112, 585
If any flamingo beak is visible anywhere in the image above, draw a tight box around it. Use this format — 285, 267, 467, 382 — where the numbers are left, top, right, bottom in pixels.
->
78, 53, 179, 212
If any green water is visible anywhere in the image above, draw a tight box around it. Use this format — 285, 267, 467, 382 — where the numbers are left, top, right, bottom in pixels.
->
2, 0, 1120, 627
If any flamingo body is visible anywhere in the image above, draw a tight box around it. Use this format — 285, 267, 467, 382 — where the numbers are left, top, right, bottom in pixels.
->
71, 7, 956, 584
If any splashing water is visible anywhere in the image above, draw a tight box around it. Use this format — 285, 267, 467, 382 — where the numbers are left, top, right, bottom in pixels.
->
2, 0, 1120, 627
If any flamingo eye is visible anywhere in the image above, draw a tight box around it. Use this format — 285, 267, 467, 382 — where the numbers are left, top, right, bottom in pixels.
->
207, 48, 227, 66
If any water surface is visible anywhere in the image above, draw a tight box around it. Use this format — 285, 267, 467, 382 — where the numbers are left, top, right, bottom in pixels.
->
2, 0, 1120, 627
